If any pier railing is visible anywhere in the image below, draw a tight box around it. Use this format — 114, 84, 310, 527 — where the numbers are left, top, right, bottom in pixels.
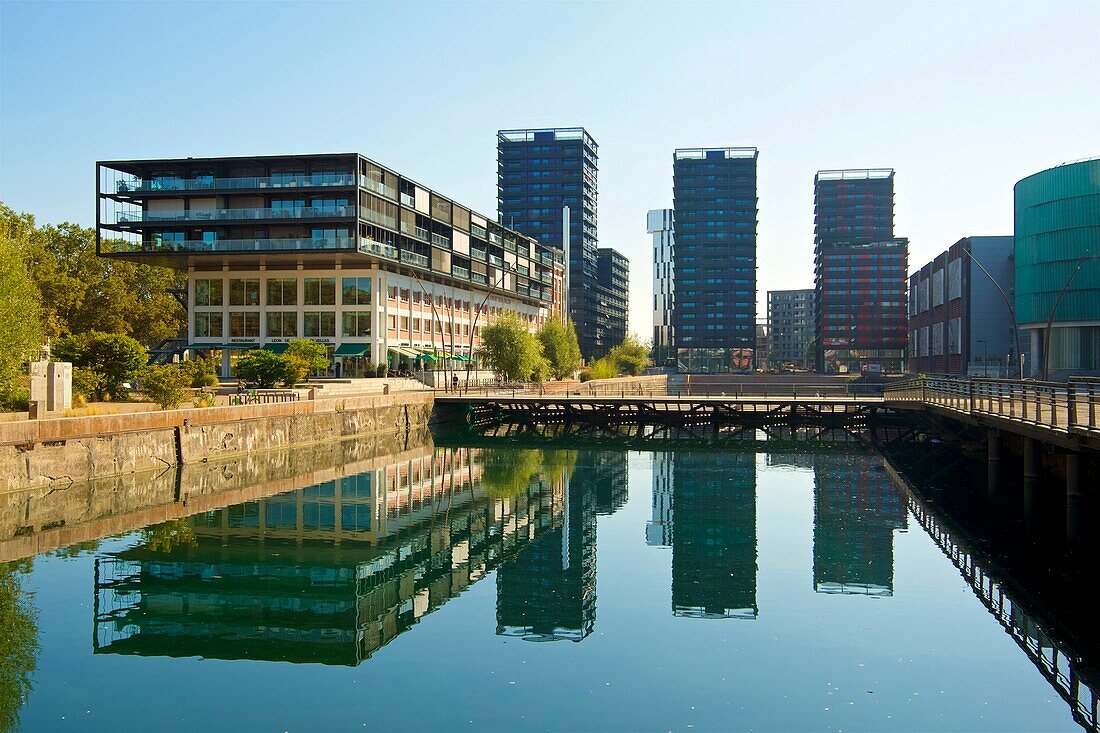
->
884, 376, 1100, 436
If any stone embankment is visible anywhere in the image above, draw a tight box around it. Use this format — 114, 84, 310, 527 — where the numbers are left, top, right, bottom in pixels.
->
0, 391, 433, 492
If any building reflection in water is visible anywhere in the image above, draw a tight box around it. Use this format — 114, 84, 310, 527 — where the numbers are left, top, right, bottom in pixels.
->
647, 452, 758, 619
495, 451, 628, 642
93, 446, 567, 666
812, 453, 907, 596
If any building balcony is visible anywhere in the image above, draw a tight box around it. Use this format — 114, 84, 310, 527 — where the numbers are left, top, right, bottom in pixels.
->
360, 238, 397, 259
400, 250, 429, 268
430, 233, 451, 248
360, 175, 397, 199
113, 173, 357, 194
116, 205, 354, 224
452, 265, 470, 279
470, 248, 487, 262
103, 236, 355, 255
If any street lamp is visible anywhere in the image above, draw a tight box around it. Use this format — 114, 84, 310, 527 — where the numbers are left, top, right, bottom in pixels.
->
465, 262, 516, 392
957, 247, 1022, 379
1041, 250, 1096, 381
977, 338, 988, 377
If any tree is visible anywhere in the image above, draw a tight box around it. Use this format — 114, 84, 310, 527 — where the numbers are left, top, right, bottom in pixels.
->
140, 364, 192, 409
51, 332, 148, 401
0, 562, 39, 733
233, 349, 293, 388
2, 204, 186, 346
479, 448, 543, 499
141, 519, 197, 553
0, 219, 44, 407
178, 356, 219, 388
285, 339, 329, 384
477, 311, 547, 381
582, 357, 618, 381
607, 333, 650, 376
537, 319, 581, 380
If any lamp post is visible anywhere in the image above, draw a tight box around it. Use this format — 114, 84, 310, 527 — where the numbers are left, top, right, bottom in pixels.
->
465, 263, 515, 392
958, 247, 1022, 379
977, 338, 987, 377
1041, 250, 1096, 381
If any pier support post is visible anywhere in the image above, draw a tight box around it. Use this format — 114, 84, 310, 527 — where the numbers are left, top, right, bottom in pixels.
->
1022, 438, 1040, 530
1066, 452, 1082, 547
986, 431, 1002, 501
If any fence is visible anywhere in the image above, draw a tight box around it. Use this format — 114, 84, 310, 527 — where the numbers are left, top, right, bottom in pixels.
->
884, 376, 1100, 435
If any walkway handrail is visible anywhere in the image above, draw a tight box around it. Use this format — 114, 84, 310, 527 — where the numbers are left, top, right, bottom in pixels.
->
884, 376, 1100, 437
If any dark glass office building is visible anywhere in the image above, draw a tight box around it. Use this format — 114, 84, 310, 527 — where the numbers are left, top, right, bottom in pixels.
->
498, 128, 601, 358
813, 169, 908, 373
595, 248, 629, 352
672, 148, 758, 373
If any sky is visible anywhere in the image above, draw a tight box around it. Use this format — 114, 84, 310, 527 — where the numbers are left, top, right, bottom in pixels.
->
1, 1, 1098, 337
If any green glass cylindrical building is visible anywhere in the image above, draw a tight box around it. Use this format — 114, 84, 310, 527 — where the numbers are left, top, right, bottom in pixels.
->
1014, 157, 1100, 376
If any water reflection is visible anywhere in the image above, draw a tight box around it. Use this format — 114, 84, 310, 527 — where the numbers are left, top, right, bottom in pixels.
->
93, 446, 569, 665
812, 454, 907, 596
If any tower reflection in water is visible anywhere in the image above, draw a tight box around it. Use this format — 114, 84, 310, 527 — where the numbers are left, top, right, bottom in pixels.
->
647, 451, 759, 619
93, 446, 570, 666
812, 453, 907, 596
495, 451, 628, 642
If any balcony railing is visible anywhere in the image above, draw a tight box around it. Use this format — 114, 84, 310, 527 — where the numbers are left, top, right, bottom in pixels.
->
360, 175, 397, 199
113, 173, 357, 193
400, 192, 415, 207
470, 248, 487, 262
360, 238, 397, 259
540, 271, 553, 283
452, 266, 470, 279
400, 250, 430, 267
488, 255, 504, 267
431, 233, 451, 248
117, 205, 354, 223
470, 272, 488, 284
105, 236, 354, 254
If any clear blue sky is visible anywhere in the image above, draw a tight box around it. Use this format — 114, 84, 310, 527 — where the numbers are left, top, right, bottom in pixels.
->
2, 1, 1097, 335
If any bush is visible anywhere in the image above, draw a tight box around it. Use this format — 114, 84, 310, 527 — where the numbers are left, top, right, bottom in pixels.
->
1, 387, 29, 412
71, 367, 102, 403
376, 363, 389, 378
285, 339, 329, 380
193, 392, 217, 408
178, 356, 219, 388
233, 349, 293, 388
53, 331, 147, 401
140, 364, 192, 409
586, 357, 618, 380
607, 334, 650, 376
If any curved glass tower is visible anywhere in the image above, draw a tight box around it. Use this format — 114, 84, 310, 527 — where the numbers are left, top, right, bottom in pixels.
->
1014, 158, 1100, 376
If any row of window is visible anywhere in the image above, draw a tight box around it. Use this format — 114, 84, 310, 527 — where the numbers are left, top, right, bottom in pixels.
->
194, 310, 372, 339
195, 276, 372, 308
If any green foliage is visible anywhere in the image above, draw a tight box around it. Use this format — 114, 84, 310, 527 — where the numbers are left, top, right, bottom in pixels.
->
2, 204, 186, 346
140, 364, 192, 409
477, 311, 547, 382
70, 367, 102, 404
55, 332, 147, 401
178, 356, 219, 388
479, 448, 543, 499
537, 319, 582, 380
192, 392, 217, 408
233, 349, 293, 388
0, 563, 39, 733
607, 333, 650, 376
286, 339, 329, 377
0, 216, 44, 406
141, 519, 197, 553
540, 449, 578, 485
584, 357, 618, 381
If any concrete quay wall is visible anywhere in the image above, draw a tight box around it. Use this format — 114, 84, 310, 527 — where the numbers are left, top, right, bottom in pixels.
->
0, 392, 434, 492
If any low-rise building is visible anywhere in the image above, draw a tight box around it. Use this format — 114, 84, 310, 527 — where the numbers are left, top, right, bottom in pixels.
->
908, 236, 1015, 376
97, 154, 565, 378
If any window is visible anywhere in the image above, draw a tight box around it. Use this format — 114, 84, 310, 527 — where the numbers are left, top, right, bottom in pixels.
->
342, 277, 372, 305
267, 312, 297, 338
399, 288, 410, 302
229, 278, 260, 306
304, 311, 336, 338
266, 277, 297, 306
932, 269, 944, 307
341, 311, 371, 338
948, 317, 962, 355
304, 277, 336, 305
194, 312, 223, 338
948, 258, 962, 300
194, 278, 223, 307
229, 311, 260, 338
271, 199, 305, 211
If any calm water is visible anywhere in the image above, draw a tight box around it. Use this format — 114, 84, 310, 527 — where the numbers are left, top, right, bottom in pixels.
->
1, 439, 1090, 732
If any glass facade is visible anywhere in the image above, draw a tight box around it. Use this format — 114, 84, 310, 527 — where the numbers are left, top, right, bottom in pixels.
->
672, 148, 758, 371
1014, 158, 1100, 375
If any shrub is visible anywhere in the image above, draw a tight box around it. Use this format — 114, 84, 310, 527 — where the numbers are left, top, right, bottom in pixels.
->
71, 367, 102, 403
193, 392, 217, 408
285, 339, 329, 378
233, 349, 293, 388
1, 387, 29, 412
53, 332, 147, 401
586, 357, 618, 381
178, 356, 219, 388
140, 364, 192, 409
607, 334, 650, 376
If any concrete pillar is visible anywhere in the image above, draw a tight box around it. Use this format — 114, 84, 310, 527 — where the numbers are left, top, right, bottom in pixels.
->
1066, 452, 1082, 548
1022, 438, 1040, 530
986, 431, 1002, 501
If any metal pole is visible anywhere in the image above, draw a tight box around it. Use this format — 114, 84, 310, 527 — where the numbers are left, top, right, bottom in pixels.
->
1042, 251, 1093, 381
958, 246, 1022, 379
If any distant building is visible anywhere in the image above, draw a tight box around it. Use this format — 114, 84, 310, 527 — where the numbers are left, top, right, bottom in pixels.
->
498, 128, 601, 358
908, 237, 1015, 376
649, 209, 675, 367
672, 148, 759, 373
1014, 158, 1100, 377
767, 289, 815, 368
96, 154, 563, 378
647, 452, 675, 547
813, 169, 908, 373
595, 248, 629, 353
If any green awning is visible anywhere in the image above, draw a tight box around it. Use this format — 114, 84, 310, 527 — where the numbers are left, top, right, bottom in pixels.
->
334, 343, 369, 357
451, 354, 470, 362
419, 353, 437, 361
188, 343, 223, 351
224, 343, 258, 350
189, 343, 257, 351
262, 342, 290, 354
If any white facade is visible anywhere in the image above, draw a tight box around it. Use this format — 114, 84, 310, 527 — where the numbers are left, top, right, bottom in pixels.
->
648, 209, 675, 365
188, 266, 551, 377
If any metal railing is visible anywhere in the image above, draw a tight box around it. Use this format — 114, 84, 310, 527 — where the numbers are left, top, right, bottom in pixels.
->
106, 236, 354, 254
229, 390, 300, 405
884, 376, 1100, 435
117, 205, 353, 223
114, 173, 356, 193
438, 380, 887, 399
